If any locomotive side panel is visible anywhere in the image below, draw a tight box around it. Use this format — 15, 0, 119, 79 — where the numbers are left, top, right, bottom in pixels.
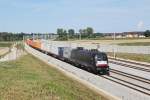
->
70, 49, 96, 71
70, 49, 109, 74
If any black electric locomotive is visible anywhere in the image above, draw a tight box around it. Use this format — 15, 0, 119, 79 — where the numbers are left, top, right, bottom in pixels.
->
70, 47, 109, 75
58, 47, 109, 75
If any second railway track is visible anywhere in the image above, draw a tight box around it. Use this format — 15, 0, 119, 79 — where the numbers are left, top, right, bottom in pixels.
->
101, 75, 150, 96
110, 69, 150, 84
101, 68, 150, 96
109, 60, 150, 72
109, 57, 150, 68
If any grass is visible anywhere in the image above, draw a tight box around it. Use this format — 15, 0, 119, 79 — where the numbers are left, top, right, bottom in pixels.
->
0, 50, 10, 58
15, 42, 25, 50
0, 54, 106, 100
0, 48, 9, 56
107, 52, 150, 63
69, 38, 150, 45
0, 42, 13, 47
117, 42, 150, 46
0, 42, 13, 57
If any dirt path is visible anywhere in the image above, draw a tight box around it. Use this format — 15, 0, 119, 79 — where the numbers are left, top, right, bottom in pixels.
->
0, 47, 26, 62
0, 47, 9, 56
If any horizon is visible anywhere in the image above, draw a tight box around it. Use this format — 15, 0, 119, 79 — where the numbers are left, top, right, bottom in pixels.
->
0, 0, 150, 33
0, 30, 146, 34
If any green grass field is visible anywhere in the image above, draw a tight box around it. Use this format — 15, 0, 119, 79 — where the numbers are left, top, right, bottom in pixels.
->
0, 54, 105, 100
0, 42, 12, 47
117, 42, 150, 46
107, 52, 150, 63
70, 38, 150, 45
0, 42, 12, 57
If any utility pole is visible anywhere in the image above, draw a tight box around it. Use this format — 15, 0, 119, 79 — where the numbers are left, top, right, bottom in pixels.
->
113, 32, 116, 59
67, 32, 69, 41
79, 33, 81, 40
33, 33, 34, 40
97, 43, 100, 51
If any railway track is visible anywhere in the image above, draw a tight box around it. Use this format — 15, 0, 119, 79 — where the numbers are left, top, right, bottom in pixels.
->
109, 57, 150, 68
107, 58, 150, 96
109, 60, 150, 72
110, 69, 150, 84
100, 68, 150, 96
101, 75, 150, 96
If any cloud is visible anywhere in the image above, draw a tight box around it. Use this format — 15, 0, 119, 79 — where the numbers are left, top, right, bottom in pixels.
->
137, 21, 144, 29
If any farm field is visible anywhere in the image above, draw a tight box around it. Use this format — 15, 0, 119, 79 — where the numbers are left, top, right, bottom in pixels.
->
0, 48, 9, 56
117, 42, 150, 46
71, 38, 150, 45
0, 42, 12, 57
107, 52, 150, 63
0, 54, 105, 100
0, 42, 12, 47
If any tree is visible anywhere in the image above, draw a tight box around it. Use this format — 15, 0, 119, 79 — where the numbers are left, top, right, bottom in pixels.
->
78, 27, 94, 39
57, 28, 64, 35
86, 27, 94, 35
56, 28, 68, 40
95, 33, 104, 37
57, 28, 64, 39
68, 29, 75, 38
79, 29, 83, 34
144, 30, 150, 37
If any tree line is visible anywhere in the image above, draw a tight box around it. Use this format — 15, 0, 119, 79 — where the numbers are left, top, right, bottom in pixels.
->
0, 32, 24, 41
144, 30, 150, 37
0, 29, 149, 41
56, 27, 150, 40
56, 27, 104, 40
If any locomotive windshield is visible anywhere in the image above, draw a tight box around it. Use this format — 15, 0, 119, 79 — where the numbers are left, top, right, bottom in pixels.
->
95, 53, 108, 61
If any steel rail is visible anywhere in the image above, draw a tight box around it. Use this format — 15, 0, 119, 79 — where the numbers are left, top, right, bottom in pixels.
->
109, 61, 150, 72
101, 76, 150, 96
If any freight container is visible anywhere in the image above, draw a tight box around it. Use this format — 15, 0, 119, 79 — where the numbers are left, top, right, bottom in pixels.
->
41, 40, 51, 52
32, 40, 41, 49
26, 39, 33, 45
58, 47, 72, 58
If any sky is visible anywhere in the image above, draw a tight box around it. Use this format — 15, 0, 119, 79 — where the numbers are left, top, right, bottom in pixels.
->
0, 0, 150, 33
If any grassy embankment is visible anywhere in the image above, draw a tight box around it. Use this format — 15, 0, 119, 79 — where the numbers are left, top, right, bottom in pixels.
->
117, 42, 150, 46
0, 54, 106, 100
0, 42, 12, 47
72, 38, 150, 45
107, 52, 150, 63
107, 42, 150, 62
0, 42, 13, 57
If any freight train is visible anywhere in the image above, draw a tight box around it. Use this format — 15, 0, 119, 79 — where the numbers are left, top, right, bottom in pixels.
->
26, 39, 109, 75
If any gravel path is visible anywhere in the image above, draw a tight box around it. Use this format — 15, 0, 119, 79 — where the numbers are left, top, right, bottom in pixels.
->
0, 47, 26, 62
0, 47, 9, 56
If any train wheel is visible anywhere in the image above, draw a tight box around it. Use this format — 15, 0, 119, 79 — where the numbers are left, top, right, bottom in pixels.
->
76, 64, 80, 68
107, 72, 110, 76
92, 69, 98, 75
87, 67, 91, 72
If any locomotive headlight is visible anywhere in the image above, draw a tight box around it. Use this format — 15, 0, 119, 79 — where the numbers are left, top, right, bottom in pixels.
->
95, 56, 98, 61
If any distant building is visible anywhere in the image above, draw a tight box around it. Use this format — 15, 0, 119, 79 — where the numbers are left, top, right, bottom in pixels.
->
103, 31, 145, 38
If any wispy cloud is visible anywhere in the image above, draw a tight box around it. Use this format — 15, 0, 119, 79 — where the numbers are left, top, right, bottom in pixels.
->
137, 21, 144, 30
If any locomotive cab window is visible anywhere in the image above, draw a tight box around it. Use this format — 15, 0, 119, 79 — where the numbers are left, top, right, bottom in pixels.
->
95, 53, 107, 61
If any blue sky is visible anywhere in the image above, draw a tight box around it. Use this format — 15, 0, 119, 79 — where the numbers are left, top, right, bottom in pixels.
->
0, 0, 150, 33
